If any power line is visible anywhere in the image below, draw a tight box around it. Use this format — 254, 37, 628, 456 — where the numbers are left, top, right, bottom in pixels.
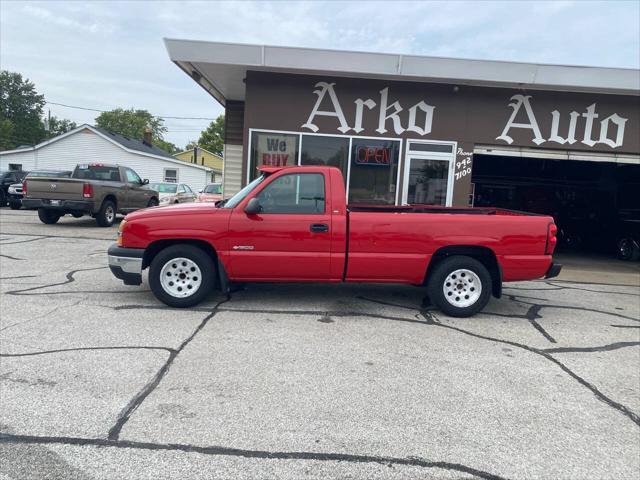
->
45, 101, 218, 121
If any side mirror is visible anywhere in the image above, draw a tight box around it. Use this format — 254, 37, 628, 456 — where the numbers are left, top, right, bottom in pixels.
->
141, 178, 149, 185
244, 197, 262, 215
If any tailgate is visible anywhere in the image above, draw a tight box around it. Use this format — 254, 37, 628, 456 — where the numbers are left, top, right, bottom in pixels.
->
25, 177, 85, 200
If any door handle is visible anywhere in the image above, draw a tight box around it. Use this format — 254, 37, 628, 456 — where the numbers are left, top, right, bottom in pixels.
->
310, 223, 329, 233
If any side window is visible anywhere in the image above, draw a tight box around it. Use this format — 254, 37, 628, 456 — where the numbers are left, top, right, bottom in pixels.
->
125, 168, 141, 184
177, 184, 186, 193
184, 185, 193, 193
164, 169, 178, 183
256, 173, 325, 214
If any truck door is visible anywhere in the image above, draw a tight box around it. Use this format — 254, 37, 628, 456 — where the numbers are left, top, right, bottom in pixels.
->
227, 171, 332, 280
123, 167, 149, 210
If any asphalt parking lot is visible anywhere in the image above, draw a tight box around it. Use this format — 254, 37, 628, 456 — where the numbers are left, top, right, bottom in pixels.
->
0, 208, 639, 480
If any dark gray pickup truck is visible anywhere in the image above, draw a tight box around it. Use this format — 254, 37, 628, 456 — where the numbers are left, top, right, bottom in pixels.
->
22, 164, 159, 227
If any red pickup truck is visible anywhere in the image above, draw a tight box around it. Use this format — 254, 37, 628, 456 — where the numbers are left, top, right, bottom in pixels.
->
108, 165, 560, 317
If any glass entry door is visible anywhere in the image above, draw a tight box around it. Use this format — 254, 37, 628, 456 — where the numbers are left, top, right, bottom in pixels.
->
402, 141, 455, 206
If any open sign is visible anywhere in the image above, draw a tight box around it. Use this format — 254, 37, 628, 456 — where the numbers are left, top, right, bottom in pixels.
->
354, 146, 391, 166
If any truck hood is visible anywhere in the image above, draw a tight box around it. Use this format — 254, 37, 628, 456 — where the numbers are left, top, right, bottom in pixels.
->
126, 202, 222, 220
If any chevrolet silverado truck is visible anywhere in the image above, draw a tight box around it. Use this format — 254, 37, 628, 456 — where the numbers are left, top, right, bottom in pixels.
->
22, 164, 158, 227
108, 165, 561, 317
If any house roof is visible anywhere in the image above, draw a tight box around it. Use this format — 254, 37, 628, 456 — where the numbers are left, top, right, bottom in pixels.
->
91, 126, 174, 159
164, 39, 640, 106
0, 124, 212, 172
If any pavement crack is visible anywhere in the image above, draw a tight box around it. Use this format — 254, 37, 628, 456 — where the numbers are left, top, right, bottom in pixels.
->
0, 275, 39, 280
525, 305, 557, 343
544, 280, 639, 297
106, 296, 230, 441
0, 300, 82, 333
0, 346, 176, 358
5, 267, 110, 296
0, 432, 508, 480
0, 236, 48, 246
0, 254, 24, 261
419, 311, 640, 428
542, 341, 640, 354
0, 231, 114, 242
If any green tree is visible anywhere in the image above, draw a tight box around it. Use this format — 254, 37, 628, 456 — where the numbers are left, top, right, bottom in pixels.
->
155, 139, 178, 154
0, 71, 45, 150
95, 107, 167, 142
194, 115, 224, 155
47, 116, 77, 137
0, 119, 15, 151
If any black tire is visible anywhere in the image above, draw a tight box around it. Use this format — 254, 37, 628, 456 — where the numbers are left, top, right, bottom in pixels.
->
37, 208, 61, 225
618, 238, 640, 261
427, 255, 492, 317
96, 199, 116, 227
147, 197, 159, 207
0, 190, 6, 207
149, 244, 216, 308
71, 212, 84, 218
9, 201, 21, 210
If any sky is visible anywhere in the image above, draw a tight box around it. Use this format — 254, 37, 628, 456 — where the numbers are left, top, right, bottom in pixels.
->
1, 0, 639, 149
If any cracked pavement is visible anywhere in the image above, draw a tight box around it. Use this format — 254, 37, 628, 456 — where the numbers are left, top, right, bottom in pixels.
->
0, 208, 639, 480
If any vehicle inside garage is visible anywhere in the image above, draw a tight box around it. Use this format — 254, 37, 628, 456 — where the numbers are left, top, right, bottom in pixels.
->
472, 154, 640, 260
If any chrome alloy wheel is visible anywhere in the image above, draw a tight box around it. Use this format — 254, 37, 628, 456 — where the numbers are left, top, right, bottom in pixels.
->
159, 257, 202, 298
105, 205, 115, 223
443, 269, 482, 308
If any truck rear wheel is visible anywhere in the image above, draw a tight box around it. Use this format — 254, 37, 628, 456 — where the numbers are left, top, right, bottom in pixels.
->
149, 245, 216, 308
427, 255, 492, 317
37, 208, 61, 225
96, 200, 116, 227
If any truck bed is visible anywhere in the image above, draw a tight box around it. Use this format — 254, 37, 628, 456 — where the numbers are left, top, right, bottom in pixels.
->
348, 204, 541, 216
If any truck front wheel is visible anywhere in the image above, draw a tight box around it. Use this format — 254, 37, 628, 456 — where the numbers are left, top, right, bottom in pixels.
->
149, 245, 216, 308
37, 208, 61, 225
427, 256, 492, 317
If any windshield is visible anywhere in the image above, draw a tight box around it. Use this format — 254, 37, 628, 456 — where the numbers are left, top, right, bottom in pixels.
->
224, 175, 265, 208
203, 184, 222, 194
149, 183, 178, 193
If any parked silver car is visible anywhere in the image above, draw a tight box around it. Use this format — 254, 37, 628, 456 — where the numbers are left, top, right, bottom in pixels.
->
148, 182, 197, 205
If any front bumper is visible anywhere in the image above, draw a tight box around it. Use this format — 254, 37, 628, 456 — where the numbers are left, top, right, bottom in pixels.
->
22, 198, 94, 212
108, 244, 144, 286
544, 262, 562, 279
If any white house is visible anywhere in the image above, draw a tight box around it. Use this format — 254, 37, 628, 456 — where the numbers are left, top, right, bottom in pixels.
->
0, 125, 213, 189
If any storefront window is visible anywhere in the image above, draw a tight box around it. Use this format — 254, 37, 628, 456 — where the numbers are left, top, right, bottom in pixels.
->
300, 135, 349, 179
249, 131, 299, 180
348, 139, 400, 204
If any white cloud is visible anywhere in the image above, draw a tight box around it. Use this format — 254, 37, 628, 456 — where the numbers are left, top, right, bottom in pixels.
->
1, 0, 638, 148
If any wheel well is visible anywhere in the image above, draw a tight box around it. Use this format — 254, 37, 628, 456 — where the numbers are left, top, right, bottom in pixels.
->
425, 245, 502, 298
142, 238, 217, 268
102, 194, 117, 209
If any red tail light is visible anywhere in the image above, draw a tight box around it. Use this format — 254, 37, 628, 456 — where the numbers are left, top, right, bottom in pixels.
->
546, 223, 557, 254
22, 180, 27, 196
83, 183, 93, 198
